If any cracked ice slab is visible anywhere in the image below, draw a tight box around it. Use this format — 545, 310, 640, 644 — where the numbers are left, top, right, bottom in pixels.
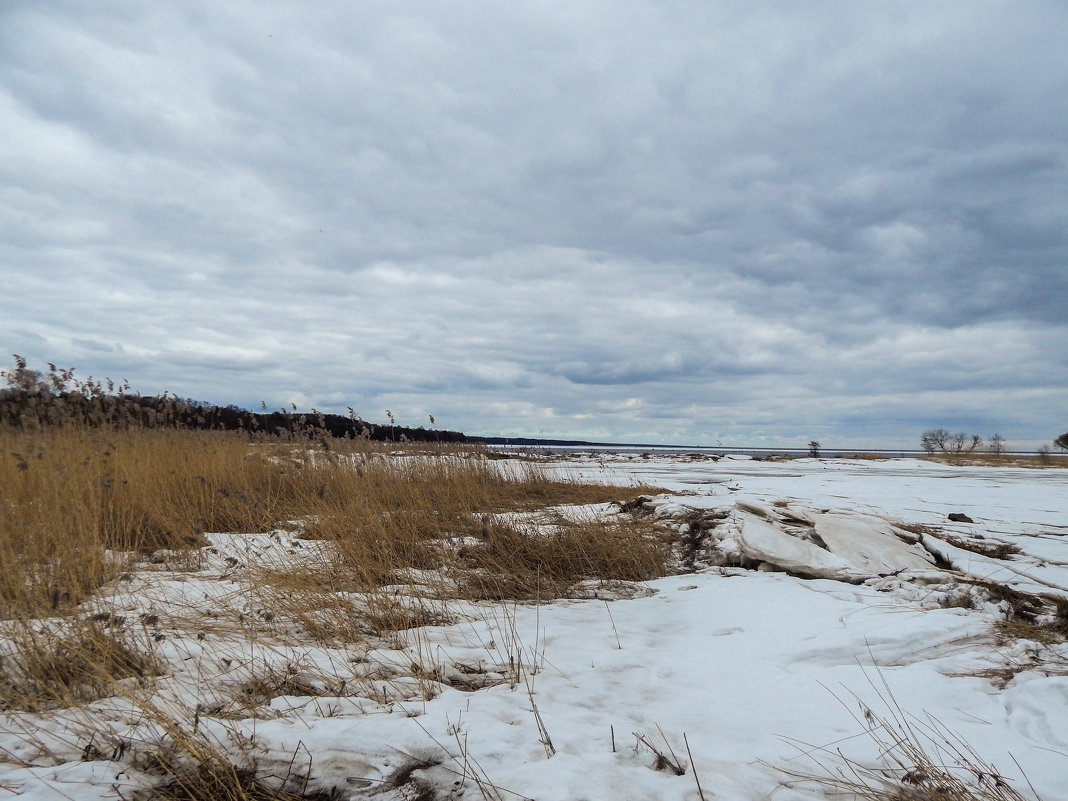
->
737, 514, 869, 582
814, 512, 936, 575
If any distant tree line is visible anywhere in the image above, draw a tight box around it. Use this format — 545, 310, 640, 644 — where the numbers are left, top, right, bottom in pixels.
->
0, 356, 465, 443
922, 428, 1067, 456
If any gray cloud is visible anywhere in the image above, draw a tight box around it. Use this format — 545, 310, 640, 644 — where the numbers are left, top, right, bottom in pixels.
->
2, 1, 1066, 447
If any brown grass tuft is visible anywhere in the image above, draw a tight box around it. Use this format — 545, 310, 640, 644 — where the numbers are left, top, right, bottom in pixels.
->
455, 517, 669, 600
995, 615, 1068, 646
941, 536, 1022, 560
0, 618, 160, 711
153, 762, 322, 801
773, 679, 1044, 801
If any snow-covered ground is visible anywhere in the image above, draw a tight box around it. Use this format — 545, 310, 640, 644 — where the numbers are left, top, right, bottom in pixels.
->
2, 455, 1067, 800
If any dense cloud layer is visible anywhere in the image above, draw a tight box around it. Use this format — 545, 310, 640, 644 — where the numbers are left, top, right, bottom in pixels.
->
2, 2, 1066, 447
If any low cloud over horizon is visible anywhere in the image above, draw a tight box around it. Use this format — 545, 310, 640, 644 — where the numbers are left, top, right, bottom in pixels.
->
3, 2, 1066, 448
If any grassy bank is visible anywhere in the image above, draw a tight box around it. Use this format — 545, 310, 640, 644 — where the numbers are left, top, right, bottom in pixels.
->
1, 426, 664, 619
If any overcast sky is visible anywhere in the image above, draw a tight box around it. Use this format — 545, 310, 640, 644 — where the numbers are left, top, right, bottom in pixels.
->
2, 2, 1066, 448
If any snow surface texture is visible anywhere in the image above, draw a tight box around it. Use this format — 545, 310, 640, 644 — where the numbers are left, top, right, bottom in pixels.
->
2, 456, 1067, 800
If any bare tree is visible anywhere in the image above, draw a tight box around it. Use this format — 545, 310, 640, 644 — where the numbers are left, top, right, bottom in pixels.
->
921, 428, 981, 455
807, 440, 821, 458
989, 432, 1005, 455
949, 432, 983, 454
920, 429, 950, 454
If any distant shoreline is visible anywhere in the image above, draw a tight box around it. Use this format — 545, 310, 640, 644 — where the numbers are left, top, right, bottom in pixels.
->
470, 437, 1059, 459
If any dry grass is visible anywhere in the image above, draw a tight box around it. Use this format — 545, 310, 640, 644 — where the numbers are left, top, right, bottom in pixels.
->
996, 615, 1068, 646
893, 522, 1021, 560
0, 617, 160, 711
923, 453, 1068, 468
123, 695, 339, 801
954, 591, 1068, 686
775, 678, 1044, 801
279, 455, 665, 600
1, 410, 668, 723
454, 517, 670, 600
895, 522, 945, 538
941, 536, 1021, 560
0, 364, 677, 797
152, 764, 323, 801
1, 423, 662, 619
0, 427, 344, 615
